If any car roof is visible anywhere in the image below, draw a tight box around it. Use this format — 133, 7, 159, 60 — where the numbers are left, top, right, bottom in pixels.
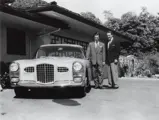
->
40, 44, 83, 48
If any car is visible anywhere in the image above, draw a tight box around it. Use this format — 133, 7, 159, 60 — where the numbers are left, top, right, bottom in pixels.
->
9, 44, 92, 97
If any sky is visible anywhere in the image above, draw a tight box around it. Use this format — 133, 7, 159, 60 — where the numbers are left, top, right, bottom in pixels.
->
45, 0, 159, 22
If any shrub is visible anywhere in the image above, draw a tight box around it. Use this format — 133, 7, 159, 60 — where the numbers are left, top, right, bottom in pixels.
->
135, 52, 159, 77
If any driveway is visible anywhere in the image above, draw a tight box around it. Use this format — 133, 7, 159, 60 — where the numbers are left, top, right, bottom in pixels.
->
0, 79, 159, 120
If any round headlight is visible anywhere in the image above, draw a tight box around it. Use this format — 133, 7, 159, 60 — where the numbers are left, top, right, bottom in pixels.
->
10, 63, 19, 72
73, 62, 83, 71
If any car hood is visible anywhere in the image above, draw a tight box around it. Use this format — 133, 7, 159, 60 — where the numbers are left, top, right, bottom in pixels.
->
13, 57, 87, 66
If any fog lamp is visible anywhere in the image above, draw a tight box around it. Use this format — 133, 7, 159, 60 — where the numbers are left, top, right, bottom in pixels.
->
73, 77, 82, 83
11, 78, 19, 83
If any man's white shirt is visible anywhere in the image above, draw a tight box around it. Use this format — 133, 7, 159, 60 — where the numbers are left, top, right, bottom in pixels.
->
95, 41, 99, 48
108, 38, 113, 49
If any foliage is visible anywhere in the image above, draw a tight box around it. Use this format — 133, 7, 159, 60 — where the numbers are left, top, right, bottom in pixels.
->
134, 52, 159, 77
104, 17, 121, 31
80, 12, 102, 25
0, 72, 10, 88
11, 0, 48, 9
103, 10, 113, 21
0, 61, 10, 88
118, 62, 128, 77
103, 7, 159, 56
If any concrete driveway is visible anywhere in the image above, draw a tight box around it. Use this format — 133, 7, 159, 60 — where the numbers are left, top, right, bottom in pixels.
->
0, 79, 159, 120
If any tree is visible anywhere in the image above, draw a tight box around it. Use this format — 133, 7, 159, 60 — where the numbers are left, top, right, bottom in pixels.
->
104, 17, 121, 31
103, 10, 121, 31
103, 7, 159, 56
11, 0, 48, 9
103, 10, 113, 21
80, 12, 102, 25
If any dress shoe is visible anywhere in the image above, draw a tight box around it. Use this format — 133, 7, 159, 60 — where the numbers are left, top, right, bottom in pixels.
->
99, 85, 104, 89
94, 86, 98, 89
108, 84, 112, 87
105, 84, 112, 88
113, 84, 119, 89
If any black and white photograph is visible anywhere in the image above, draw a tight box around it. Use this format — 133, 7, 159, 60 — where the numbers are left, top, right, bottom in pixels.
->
0, 0, 159, 120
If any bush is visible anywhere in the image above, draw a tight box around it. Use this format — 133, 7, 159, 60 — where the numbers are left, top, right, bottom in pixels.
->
134, 53, 159, 77
0, 61, 11, 88
143, 69, 152, 77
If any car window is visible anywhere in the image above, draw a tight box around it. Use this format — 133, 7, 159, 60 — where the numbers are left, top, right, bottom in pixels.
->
36, 46, 85, 59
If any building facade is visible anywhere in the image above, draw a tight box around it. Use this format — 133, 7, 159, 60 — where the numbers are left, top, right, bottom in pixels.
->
0, 4, 132, 78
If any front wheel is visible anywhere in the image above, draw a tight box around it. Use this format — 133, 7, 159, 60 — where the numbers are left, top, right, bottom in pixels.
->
85, 68, 91, 93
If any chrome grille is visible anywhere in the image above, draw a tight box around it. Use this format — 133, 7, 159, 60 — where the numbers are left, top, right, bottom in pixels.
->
36, 64, 54, 83
58, 67, 69, 72
24, 67, 34, 73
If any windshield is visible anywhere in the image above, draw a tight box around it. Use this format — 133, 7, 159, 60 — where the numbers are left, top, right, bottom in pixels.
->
36, 46, 85, 59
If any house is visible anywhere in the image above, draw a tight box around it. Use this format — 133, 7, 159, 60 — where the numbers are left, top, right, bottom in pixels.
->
0, 4, 132, 77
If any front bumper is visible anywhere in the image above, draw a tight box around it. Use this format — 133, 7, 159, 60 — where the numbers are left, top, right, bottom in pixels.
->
11, 80, 85, 88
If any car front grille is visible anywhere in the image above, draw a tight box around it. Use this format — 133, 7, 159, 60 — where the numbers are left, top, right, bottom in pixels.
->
24, 67, 34, 73
57, 67, 69, 72
36, 64, 54, 83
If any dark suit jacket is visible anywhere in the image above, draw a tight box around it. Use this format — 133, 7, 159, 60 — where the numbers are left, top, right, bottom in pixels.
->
106, 39, 120, 64
86, 41, 105, 65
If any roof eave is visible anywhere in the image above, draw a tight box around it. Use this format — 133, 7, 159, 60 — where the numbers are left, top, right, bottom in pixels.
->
27, 4, 133, 43
0, 5, 69, 29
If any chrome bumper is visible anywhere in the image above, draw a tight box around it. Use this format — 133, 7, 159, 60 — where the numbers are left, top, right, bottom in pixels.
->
11, 80, 85, 88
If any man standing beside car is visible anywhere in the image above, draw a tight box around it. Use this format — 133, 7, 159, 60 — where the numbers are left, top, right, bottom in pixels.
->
86, 32, 105, 89
106, 31, 120, 89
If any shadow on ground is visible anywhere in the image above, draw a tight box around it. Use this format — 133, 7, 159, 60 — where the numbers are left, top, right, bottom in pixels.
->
91, 85, 118, 89
52, 99, 81, 106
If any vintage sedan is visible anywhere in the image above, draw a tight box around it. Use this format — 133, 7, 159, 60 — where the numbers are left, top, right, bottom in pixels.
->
9, 44, 91, 97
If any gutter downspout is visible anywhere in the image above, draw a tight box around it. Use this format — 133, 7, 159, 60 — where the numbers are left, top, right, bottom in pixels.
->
37, 28, 61, 37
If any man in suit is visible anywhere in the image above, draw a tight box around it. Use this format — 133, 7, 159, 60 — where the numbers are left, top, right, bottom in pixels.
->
86, 32, 105, 89
106, 31, 120, 89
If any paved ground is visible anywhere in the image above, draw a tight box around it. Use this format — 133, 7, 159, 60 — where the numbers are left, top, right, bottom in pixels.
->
0, 79, 159, 120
